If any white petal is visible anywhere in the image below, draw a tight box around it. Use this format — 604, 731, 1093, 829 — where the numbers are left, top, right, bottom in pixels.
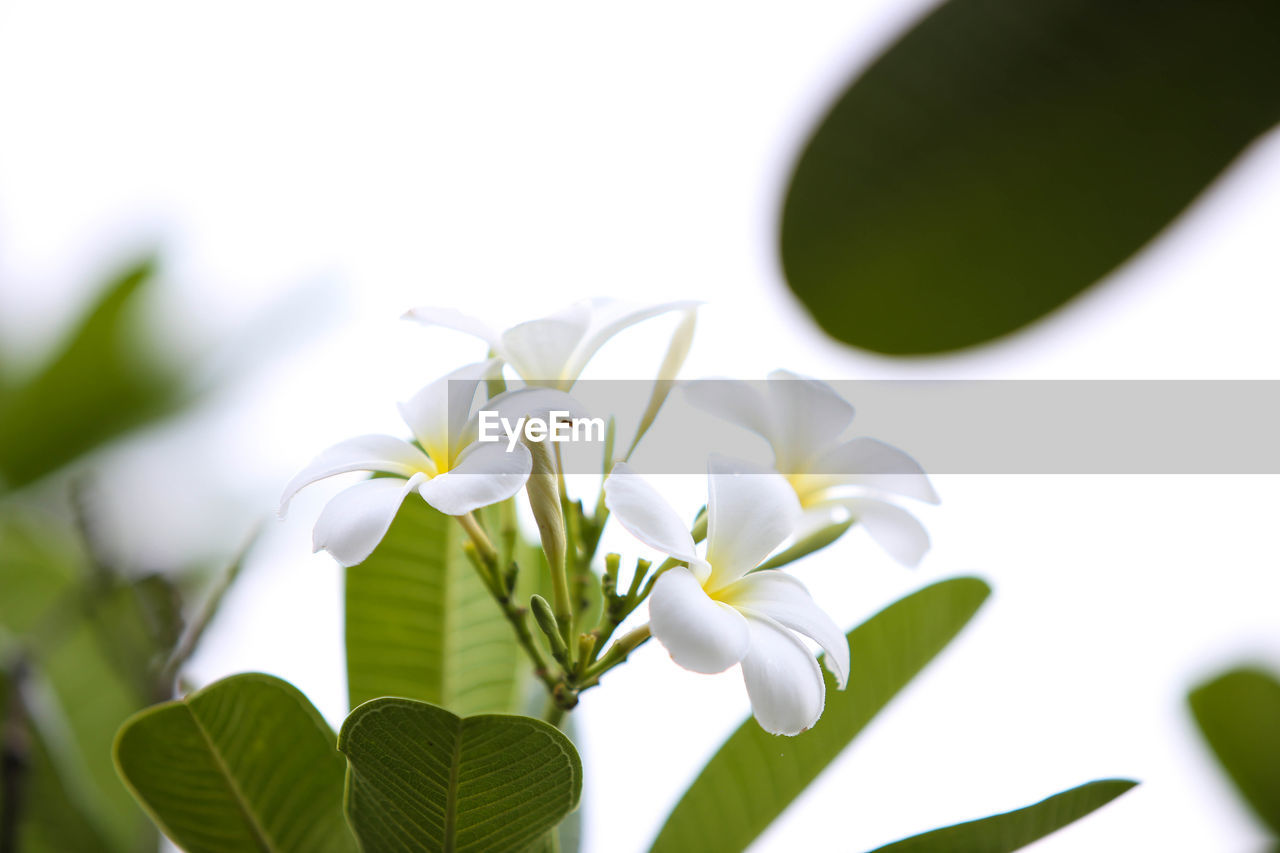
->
740, 613, 826, 736
837, 497, 931, 567
811, 437, 939, 504
473, 387, 592, 432
682, 378, 775, 447
500, 305, 590, 386
398, 359, 503, 467
704, 455, 801, 589
564, 299, 702, 384
402, 306, 503, 351
655, 309, 698, 382
722, 570, 849, 689
603, 463, 706, 574
279, 435, 431, 514
648, 567, 750, 674
766, 370, 855, 472
417, 441, 531, 516
312, 474, 424, 567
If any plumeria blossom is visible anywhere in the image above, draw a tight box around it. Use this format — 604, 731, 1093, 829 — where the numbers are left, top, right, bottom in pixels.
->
404, 298, 699, 390
685, 371, 939, 567
280, 360, 578, 567
604, 456, 849, 736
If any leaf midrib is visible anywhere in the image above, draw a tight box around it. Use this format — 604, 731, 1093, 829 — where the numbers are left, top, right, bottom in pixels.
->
443, 717, 463, 853
186, 701, 278, 853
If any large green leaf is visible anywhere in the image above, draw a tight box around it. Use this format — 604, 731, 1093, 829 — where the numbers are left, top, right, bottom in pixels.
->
1189, 666, 1280, 835
113, 672, 358, 853
345, 499, 525, 714
0, 257, 188, 490
650, 577, 990, 853
867, 779, 1137, 852
779, 0, 1280, 354
339, 698, 582, 853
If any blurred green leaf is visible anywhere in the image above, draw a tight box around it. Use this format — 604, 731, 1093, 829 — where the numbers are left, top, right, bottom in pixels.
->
866, 779, 1137, 852
649, 577, 990, 853
1189, 666, 1280, 835
114, 672, 358, 853
339, 698, 581, 853
345, 499, 525, 715
0, 513, 155, 851
42, 611, 154, 850
0, 513, 82, 643
780, 0, 1280, 354
0, 257, 188, 491
1, 666, 117, 852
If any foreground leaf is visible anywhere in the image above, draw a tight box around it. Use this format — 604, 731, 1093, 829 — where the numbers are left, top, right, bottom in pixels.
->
780, 0, 1280, 353
1189, 667, 1280, 835
867, 779, 1137, 852
650, 577, 990, 853
345, 499, 524, 715
339, 698, 582, 853
0, 257, 188, 490
113, 672, 357, 853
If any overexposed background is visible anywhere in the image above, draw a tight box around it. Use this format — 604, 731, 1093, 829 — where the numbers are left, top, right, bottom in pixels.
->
2, 2, 1278, 850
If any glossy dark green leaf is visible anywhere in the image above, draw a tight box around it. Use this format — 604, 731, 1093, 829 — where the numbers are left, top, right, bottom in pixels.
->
1189, 667, 1280, 835
113, 673, 358, 853
780, 0, 1280, 353
650, 577, 990, 853
345, 499, 525, 714
0, 257, 188, 491
867, 779, 1137, 852
339, 698, 582, 853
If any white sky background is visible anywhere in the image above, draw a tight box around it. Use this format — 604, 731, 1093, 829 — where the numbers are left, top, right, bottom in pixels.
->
2, 2, 1279, 851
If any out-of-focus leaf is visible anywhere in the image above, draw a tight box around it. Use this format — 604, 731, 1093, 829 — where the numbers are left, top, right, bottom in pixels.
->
0, 514, 156, 851
1189, 667, 1280, 835
649, 577, 990, 853
345, 499, 524, 715
113, 672, 358, 853
42, 611, 155, 851
866, 779, 1137, 852
339, 698, 581, 853
1, 667, 117, 852
0, 514, 82, 644
780, 0, 1280, 354
0, 257, 188, 491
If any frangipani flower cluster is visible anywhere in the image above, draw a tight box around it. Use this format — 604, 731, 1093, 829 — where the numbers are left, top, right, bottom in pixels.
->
282, 298, 934, 737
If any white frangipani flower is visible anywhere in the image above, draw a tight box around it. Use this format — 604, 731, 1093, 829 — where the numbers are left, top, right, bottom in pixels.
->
685, 370, 938, 567
280, 360, 569, 567
404, 298, 699, 391
604, 456, 850, 736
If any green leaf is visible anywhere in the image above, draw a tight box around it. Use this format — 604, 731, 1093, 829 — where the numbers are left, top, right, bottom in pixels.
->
113, 672, 358, 853
339, 698, 582, 853
867, 779, 1137, 852
650, 577, 990, 853
1, 667, 118, 852
345, 499, 525, 715
0, 513, 157, 851
0, 257, 189, 491
779, 0, 1280, 354
1189, 666, 1280, 835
